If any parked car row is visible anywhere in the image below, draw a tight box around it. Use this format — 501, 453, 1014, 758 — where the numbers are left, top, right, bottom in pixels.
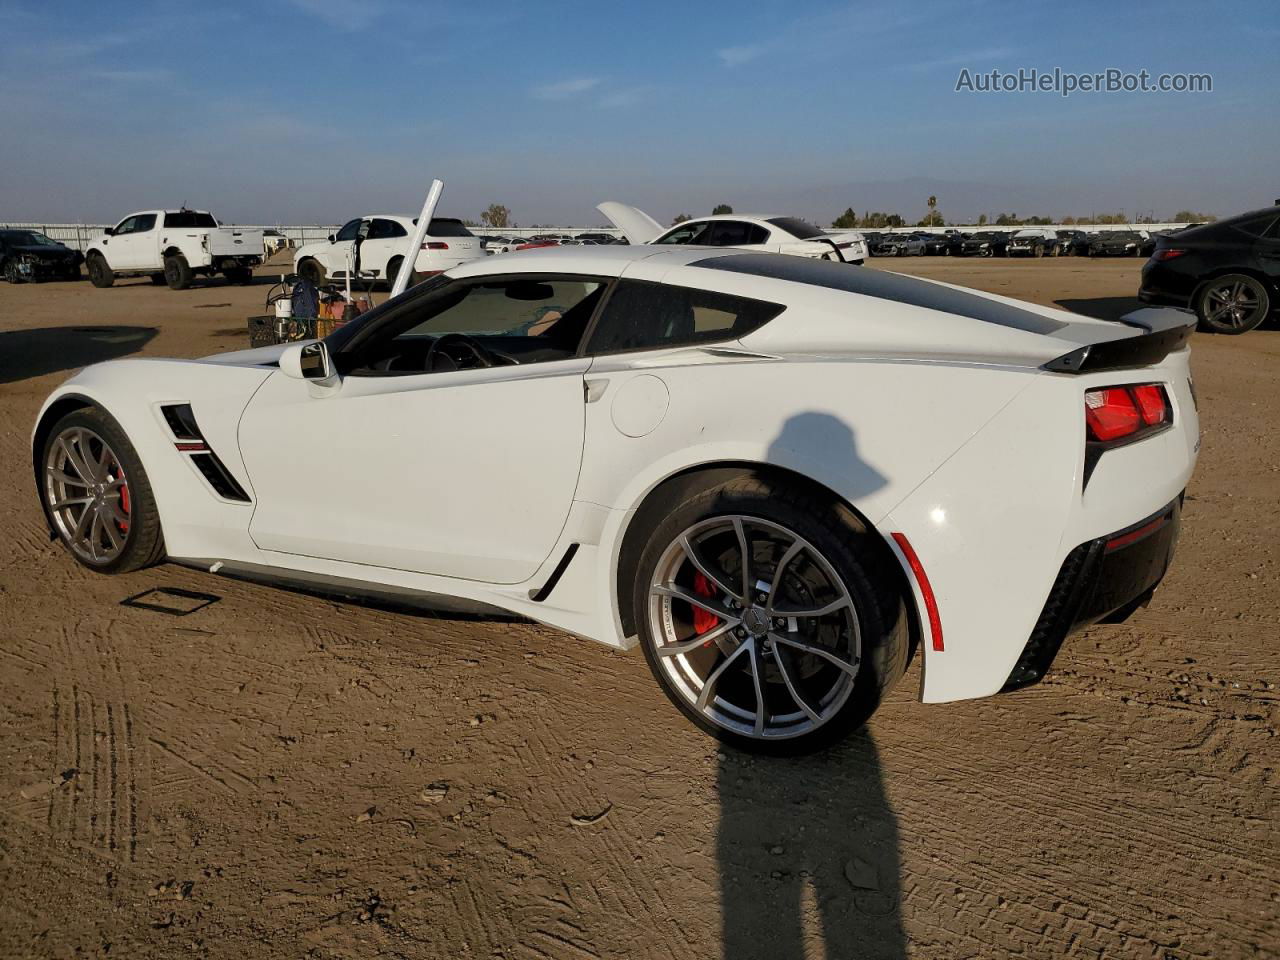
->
861, 227, 1170, 259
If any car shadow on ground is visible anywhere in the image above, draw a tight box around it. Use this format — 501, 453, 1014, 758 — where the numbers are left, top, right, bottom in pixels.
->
0, 326, 156, 385
718, 730, 906, 959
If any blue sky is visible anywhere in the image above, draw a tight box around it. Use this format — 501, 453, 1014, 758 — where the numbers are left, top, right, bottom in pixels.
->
1, 0, 1276, 226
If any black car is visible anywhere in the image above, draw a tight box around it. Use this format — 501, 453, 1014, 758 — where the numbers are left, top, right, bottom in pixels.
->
575, 232, 618, 244
1055, 229, 1089, 256
957, 231, 1010, 257
1140, 206, 1280, 334
1088, 230, 1148, 257
917, 233, 952, 255
0, 229, 83, 282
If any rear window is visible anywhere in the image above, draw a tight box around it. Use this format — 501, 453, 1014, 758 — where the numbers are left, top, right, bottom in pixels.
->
691, 253, 1068, 335
766, 217, 825, 240
416, 218, 473, 238
584, 279, 783, 354
164, 211, 218, 228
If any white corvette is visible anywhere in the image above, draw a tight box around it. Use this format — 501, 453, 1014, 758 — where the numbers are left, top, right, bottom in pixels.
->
600, 202, 868, 264
32, 246, 1198, 753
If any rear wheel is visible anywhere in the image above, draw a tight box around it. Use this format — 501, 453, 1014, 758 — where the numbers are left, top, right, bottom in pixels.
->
87, 254, 114, 287
385, 256, 404, 288
164, 254, 192, 290
40, 407, 165, 574
633, 476, 910, 755
3, 259, 22, 283
297, 258, 325, 286
1196, 274, 1270, 334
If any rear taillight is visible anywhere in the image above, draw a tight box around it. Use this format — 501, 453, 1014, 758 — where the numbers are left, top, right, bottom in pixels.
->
1152, 248, 1186, 261
1084, 384, 1171, 442
422, 241, 449, 250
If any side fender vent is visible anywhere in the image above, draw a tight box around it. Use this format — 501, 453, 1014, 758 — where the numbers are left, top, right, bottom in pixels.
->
190, 453, 251, 502
161, 403, 251, 503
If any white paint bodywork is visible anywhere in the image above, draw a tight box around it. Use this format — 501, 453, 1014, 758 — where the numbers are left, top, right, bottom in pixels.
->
599, 202, 869, 263
293, 215, 484, 283
86, 210, 264, 276
33, 245, 1199, 704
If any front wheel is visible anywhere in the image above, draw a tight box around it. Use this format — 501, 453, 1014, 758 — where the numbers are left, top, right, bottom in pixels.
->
633, 476, 910, 755
297, 258, 325, 286
385, 256, 405, 287
39, 407, 165, 574
87, 254, 114, 287
1196, 274, 1271, 334
3, 259, 22, 283
164, 254, 192, 290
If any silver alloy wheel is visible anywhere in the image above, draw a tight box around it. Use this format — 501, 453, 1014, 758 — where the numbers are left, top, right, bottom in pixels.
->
1204, 278, 1263, 328
646, 515, 861, 740
44, 426, 131, 565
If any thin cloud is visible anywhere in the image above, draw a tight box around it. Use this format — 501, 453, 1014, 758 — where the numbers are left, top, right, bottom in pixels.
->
531, 77, 600, 100
599, 86, 654, 108
905, 46, 1018, 72
285, 0, 385, 30
718, 44, 766, 67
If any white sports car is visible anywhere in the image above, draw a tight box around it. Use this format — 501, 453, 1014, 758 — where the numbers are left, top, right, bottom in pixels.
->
600, 202, 868, 264
32, 246, 1198, 753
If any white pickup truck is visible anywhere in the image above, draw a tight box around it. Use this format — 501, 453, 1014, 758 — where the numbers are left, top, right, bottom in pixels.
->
85, 210, 264, 289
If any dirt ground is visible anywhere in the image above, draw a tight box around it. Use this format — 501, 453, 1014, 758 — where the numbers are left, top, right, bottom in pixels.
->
0, 255, 1276, 960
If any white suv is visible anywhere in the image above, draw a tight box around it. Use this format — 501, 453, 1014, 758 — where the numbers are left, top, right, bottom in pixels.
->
293, 215, 484, 287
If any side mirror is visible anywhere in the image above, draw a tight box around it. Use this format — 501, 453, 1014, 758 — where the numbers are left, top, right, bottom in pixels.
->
328, 233, 336, 243
280, 340, 334, 382
103, 227, 115, 236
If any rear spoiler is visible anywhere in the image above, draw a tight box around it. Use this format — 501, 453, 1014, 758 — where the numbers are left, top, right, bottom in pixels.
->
1043, 308, 1196, 373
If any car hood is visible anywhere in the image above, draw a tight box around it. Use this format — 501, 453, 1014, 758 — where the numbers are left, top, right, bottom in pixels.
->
8, 244, 77, 257
597, 202, 665, 244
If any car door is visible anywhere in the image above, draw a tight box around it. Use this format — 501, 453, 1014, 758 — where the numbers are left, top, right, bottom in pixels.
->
114, 213, 157, 269
325, 218, 363, 278
237, 272, 609, 584
363, 217, 408, 278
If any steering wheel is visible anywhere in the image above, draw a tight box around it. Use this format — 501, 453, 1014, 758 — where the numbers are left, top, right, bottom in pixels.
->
425, 332, 498, 371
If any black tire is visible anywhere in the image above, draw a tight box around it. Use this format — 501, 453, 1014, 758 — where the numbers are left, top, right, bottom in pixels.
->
1195, 274, 1271, 335
297, 258, 325, 286
224, 266, 253, 285
385, 256, 404, 288
1032, 244, 1044, 258
3, 259, 22, 283
149, 272, 167, 285
163, 254, 192, 290
39, 406, 165, 574
632, 474, 911, 755
87, 253, 114, 287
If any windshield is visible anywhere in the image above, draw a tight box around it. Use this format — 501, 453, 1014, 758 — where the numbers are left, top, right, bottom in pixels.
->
766, 217, 825, 240
1, 230, 58, 246
323, 274, 453, 353
164, 211, 219, 228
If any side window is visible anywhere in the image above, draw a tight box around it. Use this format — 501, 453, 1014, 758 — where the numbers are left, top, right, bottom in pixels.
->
335, 219, 362, 242
584, 280, 784, 355
707, 221, 769, 246
1233, 215, 1277, 239
133, 214, 156, 233
114, 216, 138, 236
654, 221, 711, 245
1265, 217, 1280, 241
344, 276, 607, 375
367, 218, 407, 240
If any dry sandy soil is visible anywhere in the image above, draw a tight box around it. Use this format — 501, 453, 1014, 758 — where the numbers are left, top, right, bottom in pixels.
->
0, 256, 1276, 959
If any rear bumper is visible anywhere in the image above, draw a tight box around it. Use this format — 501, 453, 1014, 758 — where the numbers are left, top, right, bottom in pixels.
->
1001, 496, 1182, 691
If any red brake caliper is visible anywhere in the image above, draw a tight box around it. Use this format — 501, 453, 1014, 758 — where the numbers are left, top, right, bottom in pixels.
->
118, 481, 130, 533
692, 572, 720, 642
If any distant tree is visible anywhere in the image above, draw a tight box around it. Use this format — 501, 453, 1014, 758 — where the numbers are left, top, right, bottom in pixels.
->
994, 212, 1017, 226
977, 213, 988, 226
462, 219, 480, 227
481, 203, 511, 228
671, 213, 692, 225
916, 210, 945, 227
1061, 216, 1076, 225
857, 211, 904, 228
831, 207, 859, 229
1173, 209, 1217, 223
925, 195, 939, 226
711, 204, 733, 215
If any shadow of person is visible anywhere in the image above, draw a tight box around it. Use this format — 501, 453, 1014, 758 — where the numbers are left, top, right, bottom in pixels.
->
718, 730, 905, 959
713, 412, 904, 958
0, 325, 156, 385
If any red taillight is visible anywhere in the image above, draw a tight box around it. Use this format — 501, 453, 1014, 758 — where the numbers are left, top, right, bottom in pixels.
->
1152, 248, 1186, 261
422, 241, 449, 250
1084, 384, 1170, 442
1131, 384, 1167, 426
